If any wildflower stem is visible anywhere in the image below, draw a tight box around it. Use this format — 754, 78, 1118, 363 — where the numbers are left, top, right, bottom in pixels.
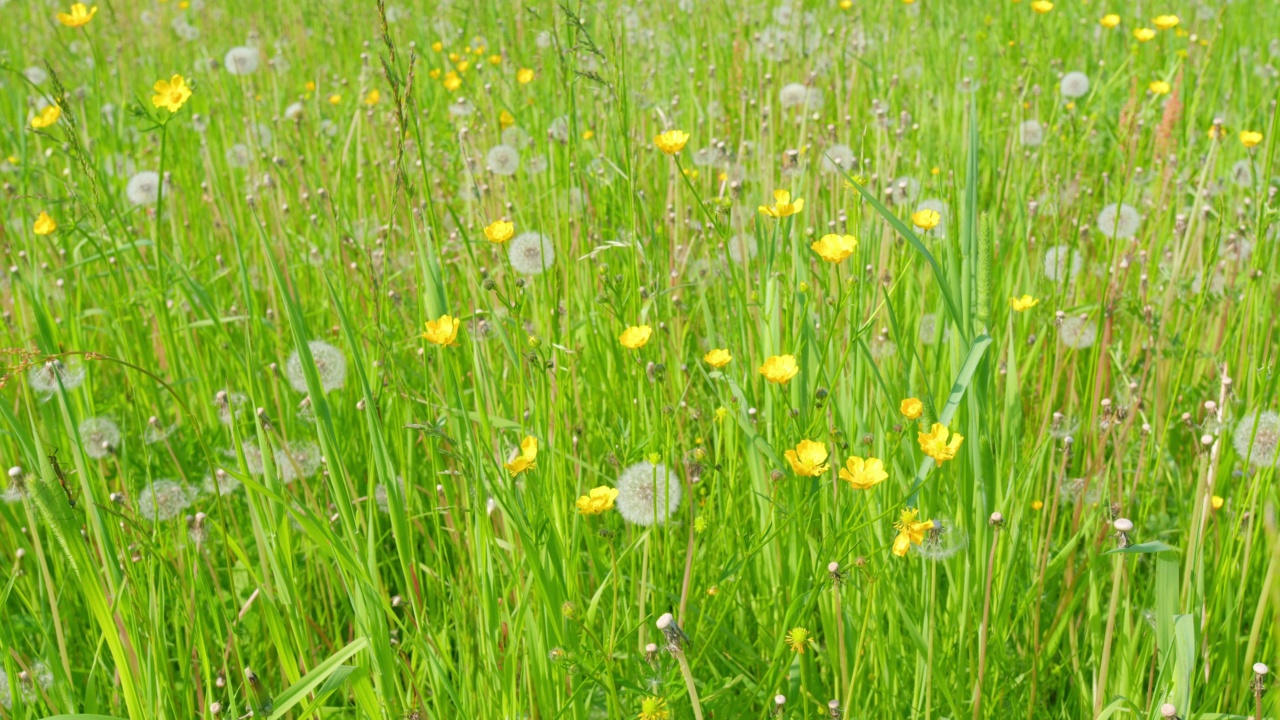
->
678, 483, 696, 623
674, 649, 704, 720
1096, 553, 1124, 717
973, 526, 999, 719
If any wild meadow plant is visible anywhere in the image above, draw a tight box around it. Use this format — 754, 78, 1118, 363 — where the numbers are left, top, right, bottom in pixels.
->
1, 0, 1279, 718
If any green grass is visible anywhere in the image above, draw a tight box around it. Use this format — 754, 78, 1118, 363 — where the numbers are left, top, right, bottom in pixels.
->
1, 0, 1279, 718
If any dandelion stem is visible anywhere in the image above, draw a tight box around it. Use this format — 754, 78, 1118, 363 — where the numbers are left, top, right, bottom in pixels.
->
674, 650, 704, 720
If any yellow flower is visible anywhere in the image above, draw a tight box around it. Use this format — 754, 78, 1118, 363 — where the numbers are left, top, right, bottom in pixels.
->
1009, 294, 1040, 312
364, 89, 380, 106
430, 41, 443, 52
892, 508, 935, 557
785, 627, 811, 653
758, 189, 804, 218
911, 208, 941, 230
422, 314, 461, 346
499, 109, 515, 128
305, 80, 317, 92
1210, 495, 1224, 510
619, 325, 653, 350
918, 422, 964, 466
1240, 130, 1264, 148
328, 94, 342, 105
638, 696, 670, 720
443, 72, 462, 91
1030, 0, 1053, 13
517, 68, 535, 84
810, 233, 858, 262
575, 485, 618, 515
455, 59, 471, 73
484, 219, 514, 244
30, 105, 61, 129
1099, 13, 1120, 28
654, 129, 690, 155
56, 3, 97, 27
33, 212, 57, 236
488, 54, 502, 65
1148, 80, 1171, 95
151, 74, 192, 113
785, 440, 829, 477
504, 436, 538, 477
900, 397, 923, 421
839, 455, 887, 490
1134, 27, 1156, 42
839, 0, 852, 8
1031, 499, 1044, 510
1152, 14, 1179, 30
703, 348, 732, 368
758, 354, 799, 385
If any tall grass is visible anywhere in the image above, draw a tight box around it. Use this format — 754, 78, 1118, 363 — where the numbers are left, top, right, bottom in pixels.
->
1, 0, 1279, 718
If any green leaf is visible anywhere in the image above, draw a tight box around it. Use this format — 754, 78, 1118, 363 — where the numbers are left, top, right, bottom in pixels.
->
1103, 541, 1178, 556
267, 638, 369, 720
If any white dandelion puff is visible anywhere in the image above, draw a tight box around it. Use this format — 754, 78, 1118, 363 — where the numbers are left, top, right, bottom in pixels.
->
487, 144, 521, 176
285, 340, 347, 394
821, 144, 856, 173
501, 125, 532, 151
126, 171, 162, 206
779, 82, 808, 109
1095, 203, 1141, 239
1020, 120, 1044, 147
615, 461, 682, 527
1231, 159, 1255, 188
1059, 71, 1091, 99
202, 470, 241, 496
223, 46, 261, 75
24, 66, 48, 85
136, 480, 196, 522
275, 441, 322, 484
1058, 316, 1098, 349
727, 233, 758, 264
508, 232, 556, 275
1042, 244, 1083, 284
1234, 409, 1280, 469
29, 359, 86, 394
79, 416, 121, 459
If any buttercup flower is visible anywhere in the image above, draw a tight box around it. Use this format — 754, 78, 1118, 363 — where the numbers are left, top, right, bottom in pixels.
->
918, 422, 964, 466
1134, 27, 1156, 42
703, 348, 732, 368
638, 696, 670, 720
785, 440, 829, 477
900, 397, 923, 421
758, 189, 804, 218
575, 485, 618, 515
911, 208, 941, 230
654, 129, 690, 155
484, 219, 514, 244
619, 325, 653, 349
1153, 14, 1179, 30
1099, 13, 1120, 28
839, 455, 887, 489
152, 74, 192, 112
504, 436, 538, 477
785, 627, 811, 653
758, 354, 799, 385
516, 68, 535, 84
1010, 295, 1040, 312
30, 105, 61, 129
56, 3, 97, 27
1030, 1, 1053, 13
1148, 80, 1171, 95
34, 212, 57, 236
811, 233, 858, 262
364, 89, 381, 106
422, 314, 461, 346
892, 508, 935, 557
1241, 130, 1264, 148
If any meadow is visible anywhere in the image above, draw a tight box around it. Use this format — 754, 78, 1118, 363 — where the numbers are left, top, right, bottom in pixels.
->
1, 0, 1279, 717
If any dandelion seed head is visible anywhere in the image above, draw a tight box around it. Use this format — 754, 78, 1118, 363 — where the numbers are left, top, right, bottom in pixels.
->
286, 340, 347, 393
508, 232, 556, 275
1020, 120, 1044, 147
79, 416, 121, 459
615, 461, 681, 526
1042, 244, 1083, 284
224, 46, 261, 75
821, 144, 855, 173
1095, 203, 1141, 239
126, 171, 162, 206
1059, 71, 1090, 98
1058, 315, 1098, 349
137, 480, 196, 522
1234, 409, 1280, 469
275, 441, 322, 484
727, 233, 758, 263
29, 359, 86, 393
